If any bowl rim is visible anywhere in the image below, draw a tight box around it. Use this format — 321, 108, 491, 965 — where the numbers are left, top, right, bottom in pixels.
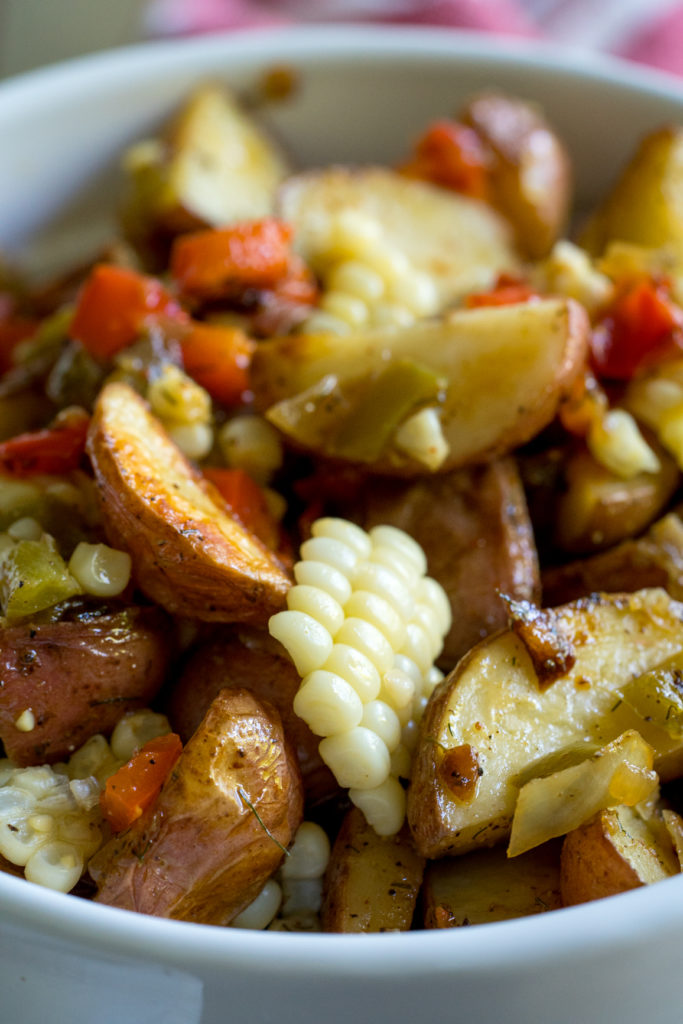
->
2, 22, 683, 974
1, 21, 683, 107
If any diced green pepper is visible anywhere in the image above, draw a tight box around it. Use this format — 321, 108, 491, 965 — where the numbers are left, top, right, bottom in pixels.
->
621, 652, 683, 739
266, 358, 446, 463
1, 535, 82, 622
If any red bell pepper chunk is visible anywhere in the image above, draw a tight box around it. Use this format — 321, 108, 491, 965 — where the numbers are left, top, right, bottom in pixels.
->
203, 466, 280, 551
400, 119, 490, 199
70, 264, 184, 361
0, 409, 89, 477
591, 276, 683, 381
100, 733, 183, 834
465, 273, 538, 308
178, 322, 256, 406
170, 218, 295, 301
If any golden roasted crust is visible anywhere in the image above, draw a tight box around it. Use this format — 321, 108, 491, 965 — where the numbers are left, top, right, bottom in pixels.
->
86, 382, 291, 624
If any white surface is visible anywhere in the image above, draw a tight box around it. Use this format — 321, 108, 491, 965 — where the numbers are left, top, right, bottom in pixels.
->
1, 24, 683, 1024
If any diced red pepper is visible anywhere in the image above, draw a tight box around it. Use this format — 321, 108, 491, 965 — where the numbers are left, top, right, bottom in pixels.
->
170, 219, 295, 301
100, 733, 182, 834
0, 408, 89, 477
466, 273, 538, 308
400, 119, 490, 199
178, 322, 256, 406
203, 466, 281, 551
70, 264, 184, 361
591, 275, 683, 381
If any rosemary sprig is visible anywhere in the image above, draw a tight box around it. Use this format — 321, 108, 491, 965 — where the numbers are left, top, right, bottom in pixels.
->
237, 786, 289, 856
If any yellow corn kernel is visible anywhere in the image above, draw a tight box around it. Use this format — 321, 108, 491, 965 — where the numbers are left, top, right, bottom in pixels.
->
587, 409, 660, 479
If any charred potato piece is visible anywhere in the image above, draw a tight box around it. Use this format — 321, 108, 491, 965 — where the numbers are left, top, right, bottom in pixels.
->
542, 510, 683, 607
91, 688, 303, 924
560, 804, 680, 906
423, 840, 562, 928
461, 93, 571, 259
407, 589, 683, 859
553, 446, 679, 556
168, 627, 338, 808
122, 83, 289, 247
86, 382, 291, 623
0, 605, 170, 765
278, 166, 519, 308
581, 127, 683, 255
354, 458, 540, 665
321, 807, 424, 933
252, 298, 589, 475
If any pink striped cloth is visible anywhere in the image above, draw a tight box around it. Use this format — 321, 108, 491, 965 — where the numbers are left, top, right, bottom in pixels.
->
145, 0, 683, 77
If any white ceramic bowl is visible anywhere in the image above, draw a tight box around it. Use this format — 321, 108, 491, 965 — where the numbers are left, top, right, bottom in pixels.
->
2, 25, 683, 1024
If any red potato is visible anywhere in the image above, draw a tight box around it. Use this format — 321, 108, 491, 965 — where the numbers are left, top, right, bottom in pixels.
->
461, 92, 572, 259
321, 808, 424, 933
168, 627, 339, 808
0, 605, 171, 765
560, 804, 680, 906
542, 510, 683, 607
356, 458, 540, 666
91, 687, 303, 924
86, 381, 292, 624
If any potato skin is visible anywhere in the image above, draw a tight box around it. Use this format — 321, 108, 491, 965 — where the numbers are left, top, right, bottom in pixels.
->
0, 605, 171, 765
542, 511, 683, 607
321, 808, 424, 933
167, 627, 339, 808
560, 805, 677, 906
86, 382, 292, 624
462, 93, 572, 258
355, 458, 539, 666
91, 688, 303, 924
553, 446, 679, 556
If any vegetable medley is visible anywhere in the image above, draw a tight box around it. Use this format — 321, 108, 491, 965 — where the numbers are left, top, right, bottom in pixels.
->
4, 79, 683, 931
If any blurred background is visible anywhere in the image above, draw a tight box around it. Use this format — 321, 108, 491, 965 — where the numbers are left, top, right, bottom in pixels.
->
2, 0, 683, 80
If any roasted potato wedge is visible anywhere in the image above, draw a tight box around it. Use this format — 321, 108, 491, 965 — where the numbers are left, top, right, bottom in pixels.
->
321, 807, 424, 933
461, 93, 571, 259
354, 458, 540, 664
252, 298, 589, 475
0, 605, 170, 765
553, 445, 679, 556
560, 803, 680, 906
542, 510, 683, 607
91, 688, 303, 923
581, 127, 683, 255
122, 83, 289, 246
423, 840, 562, 927
86, 382, 291, 623
407, 589, 683, 859
168, 627, 338, 808
278, 166, 519, 308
